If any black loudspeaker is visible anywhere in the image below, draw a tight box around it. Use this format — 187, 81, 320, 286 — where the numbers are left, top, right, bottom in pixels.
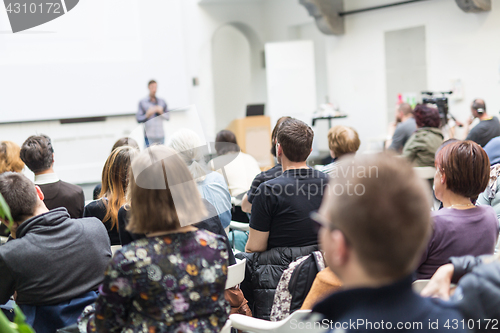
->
455, 0, 491, 13
299, 0, 344, 35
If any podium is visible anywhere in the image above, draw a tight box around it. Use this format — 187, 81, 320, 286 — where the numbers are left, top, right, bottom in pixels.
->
226, 116, 273, 170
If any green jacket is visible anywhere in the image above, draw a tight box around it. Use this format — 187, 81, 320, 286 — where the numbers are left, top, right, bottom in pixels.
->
402, 127, 444, 167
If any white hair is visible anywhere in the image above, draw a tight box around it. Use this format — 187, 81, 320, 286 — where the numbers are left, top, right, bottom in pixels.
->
167, 129, 208, 182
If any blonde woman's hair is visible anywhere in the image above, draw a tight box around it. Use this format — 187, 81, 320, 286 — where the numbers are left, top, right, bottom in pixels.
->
0, 141, 25, 173
167, 129, 208, 182
126, 146, 207, 234
99, 146, 139, 230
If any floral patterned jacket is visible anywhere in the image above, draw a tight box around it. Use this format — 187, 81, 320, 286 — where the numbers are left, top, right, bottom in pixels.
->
79, 229, 230, 333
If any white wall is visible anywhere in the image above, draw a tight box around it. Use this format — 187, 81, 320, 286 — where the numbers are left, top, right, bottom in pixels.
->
212, 25, 251, 131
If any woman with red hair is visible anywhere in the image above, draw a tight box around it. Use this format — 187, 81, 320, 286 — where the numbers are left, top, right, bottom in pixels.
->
417, 140, 498, 279
402, 104, 444, 167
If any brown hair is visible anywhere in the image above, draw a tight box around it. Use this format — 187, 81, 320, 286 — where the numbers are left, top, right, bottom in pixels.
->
20, 134, 54, 173
435, 140, 490, 201
324, 153, 431, 279
148, 80, 157, 87
126, 146, 207, 234
99, 146, 138, 230
111, 137, 139, 152
270, 116, 292, 157
277, 118, 313, 162
215, 130, 240, 156
0, 141, 25, 173
0, 172, 38, 223
327, 126, 361, 158
398, 103, 413, 116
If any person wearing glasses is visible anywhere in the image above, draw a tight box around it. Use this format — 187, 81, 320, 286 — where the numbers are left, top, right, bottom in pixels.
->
310, 154, 466, 332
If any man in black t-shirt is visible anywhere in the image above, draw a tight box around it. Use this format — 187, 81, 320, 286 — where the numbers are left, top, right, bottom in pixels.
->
245, 118, 329, 252
241, 116, 290, 213
465, 99, 500, 147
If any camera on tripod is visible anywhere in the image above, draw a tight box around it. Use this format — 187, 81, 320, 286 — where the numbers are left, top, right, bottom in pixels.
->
421, 91, 453, 127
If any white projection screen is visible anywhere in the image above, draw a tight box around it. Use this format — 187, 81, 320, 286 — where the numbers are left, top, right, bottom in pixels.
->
0, 0, 190, 123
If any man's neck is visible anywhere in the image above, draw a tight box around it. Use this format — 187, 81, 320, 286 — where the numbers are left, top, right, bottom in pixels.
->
281, 159, 309, 171
401, 114, 413, 122
478, 113, 491, 121
149, 94, 156, 101
35, 167, 55, 176
337, 265, 396, 290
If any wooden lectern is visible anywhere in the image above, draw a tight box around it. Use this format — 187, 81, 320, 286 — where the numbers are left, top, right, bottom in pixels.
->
226, 116, 273, 170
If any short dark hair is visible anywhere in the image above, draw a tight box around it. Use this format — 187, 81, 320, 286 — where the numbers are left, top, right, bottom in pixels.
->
215, 130, 240, 156
472, 99, 486, 113
270, 116, 291, 157
20, 135, 54, 173
0, 172, 38, 223
277, 118, 313, 162
435, 140, 490, 200
413, 104, 441, 128
325, 153, 431, 279
148, 80, 157, 87
398, 103, 413, 116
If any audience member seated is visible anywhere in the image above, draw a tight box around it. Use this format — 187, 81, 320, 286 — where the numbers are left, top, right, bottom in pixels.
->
168, 128, 232, 229
210, 130, 261, 222
84, 146, 138, 245
0, 172, 111, 333
465, 99, 500, 147
311, 153, 465, 332
402, 104, 444, 167
422, 254, 500, 324
417, 141, 498, 279
319, 125, 361, 175
78, 146, 229, 333
241, 116, 290, 214
387, 103, 416, 153
237, 118, 328, 320
483, 136, 500, 166
0, 141, 25, 237
20, 135, 85, 219
118, 201, 236, 265
0, 141, 24, 173
92, 137, 140, 200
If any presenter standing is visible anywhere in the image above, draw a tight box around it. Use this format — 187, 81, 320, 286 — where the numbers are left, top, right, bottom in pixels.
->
136, 80, 169, 146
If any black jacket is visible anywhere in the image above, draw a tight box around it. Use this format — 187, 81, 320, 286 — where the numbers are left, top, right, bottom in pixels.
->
236, 244, 319, 320
0, 208, 111, 305
449, 255, 500, 326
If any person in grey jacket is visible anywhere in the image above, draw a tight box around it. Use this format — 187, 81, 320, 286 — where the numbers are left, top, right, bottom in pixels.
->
421, 254, 500, 328
0, 172, 111, 332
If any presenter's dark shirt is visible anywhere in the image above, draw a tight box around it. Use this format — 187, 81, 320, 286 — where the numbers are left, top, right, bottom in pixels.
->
246, 164, 282, 204
466, 116, 500, 147
84, 199, 121, 246
250, 168, 328, 249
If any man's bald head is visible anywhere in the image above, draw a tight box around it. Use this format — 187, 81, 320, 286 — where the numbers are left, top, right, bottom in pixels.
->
472, 99, 486, 115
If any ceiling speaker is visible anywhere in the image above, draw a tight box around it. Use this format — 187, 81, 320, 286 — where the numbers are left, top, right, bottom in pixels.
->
299, 0, 345, 35
455, 0, 491, 12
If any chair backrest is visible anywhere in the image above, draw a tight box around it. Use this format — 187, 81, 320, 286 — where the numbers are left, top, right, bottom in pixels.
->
412, 279, 430, 293
226, 258, 246, 289
413, 167, 436, 180
230, 309, 324, 333
110, 245, 122, 256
